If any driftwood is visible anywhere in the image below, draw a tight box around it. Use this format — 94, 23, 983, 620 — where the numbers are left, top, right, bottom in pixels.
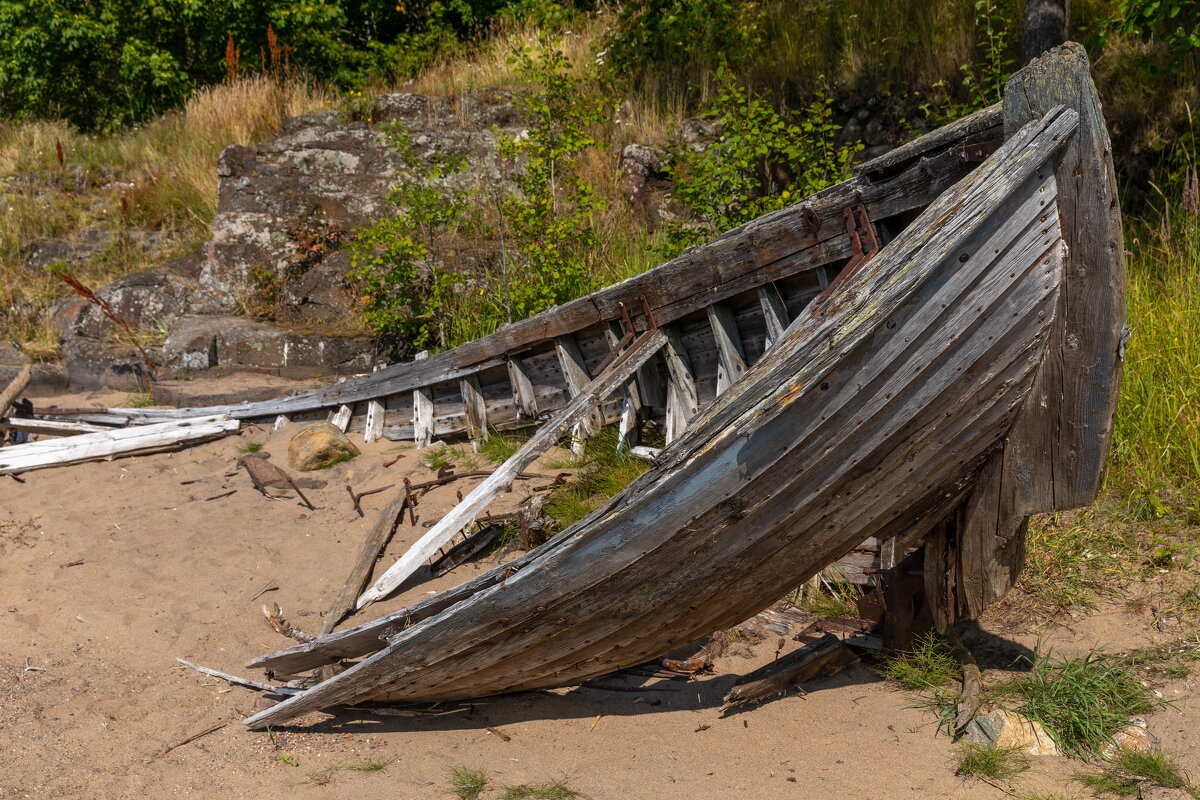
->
721, 634, 860, 712
0, 415, 239, 475
244, 107, 1075, 725
321, 491, 410, 635
945, 624, 984, 735
0, 417, 108, 437
356, 329, 667, 608
176, 658, 300, 695
0, 364, 32, 419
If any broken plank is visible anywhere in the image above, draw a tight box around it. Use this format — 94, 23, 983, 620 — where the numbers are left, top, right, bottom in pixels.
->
556, 334, 602, 455
0, 417, 108, 437
460, 375, 489, 445
662, 325, 698, 444
758, 283, 790, 350
0, 364, 32, 418
330, 404, 352, 432
356, 330, 668, 608
0, 415, 239, 475
273, 414, 289, 431
722, 634, 859, 711
322, 490, 410, 635
507, 357, 538, 419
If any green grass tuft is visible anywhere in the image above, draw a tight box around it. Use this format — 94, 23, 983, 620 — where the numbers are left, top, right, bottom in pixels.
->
955, 743, 1030, 780
239, 441, 264, 453
879, 632, 960, 692
992, 649, 1162, 757
448, 766, 490, 800
1112, 750, 1190, 790
501, 781, 588, 800
478, 431, 526, 464
344, 757, 395, 773
542, 428, 649, 532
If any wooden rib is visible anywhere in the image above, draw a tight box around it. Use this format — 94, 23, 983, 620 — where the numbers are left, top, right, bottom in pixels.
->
364, 399, 385, 444
707, 303, 748, 395
412, 352, 434, 448
460, 375, 488, 446
0, 364, 32, 417
507, 357, 538, 419
662, 325, 699, 444
356, 330, 668, 608
330, 404, 352, 432
758, 283, 790, 350
606, 323, 643, 454
555, 335, 600, 455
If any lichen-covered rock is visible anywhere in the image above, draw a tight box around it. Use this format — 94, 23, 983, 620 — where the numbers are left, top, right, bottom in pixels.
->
1102, 717, 1158, 759
162, 315, 373, 377
963, 709, 1059, 756
288, 422, 360, 471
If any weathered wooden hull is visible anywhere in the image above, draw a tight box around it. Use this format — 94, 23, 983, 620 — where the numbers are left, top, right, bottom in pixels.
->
243, 103, 1077, 727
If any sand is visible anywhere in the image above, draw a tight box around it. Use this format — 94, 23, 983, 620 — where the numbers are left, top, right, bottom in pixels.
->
3, 390, 1198, 799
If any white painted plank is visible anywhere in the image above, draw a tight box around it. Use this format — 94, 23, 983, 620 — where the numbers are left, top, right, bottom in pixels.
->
0, 415, 240, 475
662, 325, 698, 444
273, 414, 290, 431
758, 283, 790, 350
412, 351, 434, 448
0, 417, 109, 436
363, 400, 385, 443
330, 404, 352, 432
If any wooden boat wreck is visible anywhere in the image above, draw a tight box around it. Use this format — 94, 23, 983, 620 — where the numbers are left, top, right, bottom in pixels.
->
37, 45, 1125, 727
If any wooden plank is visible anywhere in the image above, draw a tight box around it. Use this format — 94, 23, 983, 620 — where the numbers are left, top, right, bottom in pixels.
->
356, 330, 668, 608
0, 364, 32, 418
606, 323, 643, 453
412, 352, 434, 449
507, 357, 538, 419
555, 335, 601, 454
662, 325, 699, 444
855, 103, 1002, 178
243, 112, 1074, 718
0, 415, 239, 475
758, 284, 789, 350
707, 303, 747, 396
273, 414, 289, 431
363, 400, 385, 444
460, 375, 488, 445
321, 490, 409, 635
330, 404, 352, 432
722, 634, 859, 711
0, 417, 108, 436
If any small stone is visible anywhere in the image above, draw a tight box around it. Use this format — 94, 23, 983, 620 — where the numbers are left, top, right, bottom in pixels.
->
963, 709, 1059, 756
288, 422, 360, 471
1102, 716, 1157, 759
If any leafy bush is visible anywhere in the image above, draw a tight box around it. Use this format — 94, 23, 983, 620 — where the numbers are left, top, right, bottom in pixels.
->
923, 0, 1015, 124
347, 124, 473, 350
663, 65, 861, 253
1109, 0, 1200, 57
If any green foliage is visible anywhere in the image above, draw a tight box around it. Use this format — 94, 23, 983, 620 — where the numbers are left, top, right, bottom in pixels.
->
955, 743, 1030, 780
664, 65, 860, 253
348, 124, 472, 350
793, 576, 863, 619
491, 43, 610, 322
1112, 750, 1192, 790
992, 648, 1162, 757
478, 430, 526, 463
501, 782, 588, 800
0, 0, 566, 131
924, 0, 1015, 123
1074, 770, 1140, 796
599, 0, 764, 83
1110, 0, 1200, 57
879, 632, 961, 692
543, 428, 649, 532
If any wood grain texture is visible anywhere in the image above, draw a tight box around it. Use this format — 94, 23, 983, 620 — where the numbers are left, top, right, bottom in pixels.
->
0, 364, 32, 418
243, 109, 1072, 725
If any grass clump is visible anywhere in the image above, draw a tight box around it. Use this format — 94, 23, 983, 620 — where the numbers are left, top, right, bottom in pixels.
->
449, 766, 490, 800
955, 743, 1030, 780
1076, 750, 1197, 797
542, 428, 649, 532
992, 649, 1162, 758
239, 441, 264, 453
501, 781, 588, 800
478, 430, 526, 464
793, 574, 863, 619
1075, 770, 1140, 796
879, 632, 960, 692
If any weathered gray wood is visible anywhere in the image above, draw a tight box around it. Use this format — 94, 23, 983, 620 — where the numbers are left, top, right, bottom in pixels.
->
855, 103, 1002, 177
662, 325, 698, 444
330, 404, 352, 432
356, 330, 668, 608
722, 634, 859, 711
555, 335, 602, 454
1021, 0, 1069, 65
707, 303, 748, 396
0, 417, 108, 436
244, 111, 1073, 723
273, 414, 289, 431
606, 323, 643, 453
0, 415, 240, 475
0, 364, 32, 418
459, 375, 488, 445
321, 490, 409, 635
507, 357, 538, 419
758, 284, 789, 349
412, 352, 435, 448
363, 399, 385, 443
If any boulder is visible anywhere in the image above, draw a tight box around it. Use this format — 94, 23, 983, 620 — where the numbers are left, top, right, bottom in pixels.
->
288, 422, 360, 471
1102, 717, 1158, 759
162, 315, 373, 377
963, 709, 1059, 756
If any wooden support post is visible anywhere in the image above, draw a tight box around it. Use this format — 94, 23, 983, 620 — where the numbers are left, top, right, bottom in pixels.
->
707, 302, 748, 395
364, 400, 385, 444
758, 283, 790, 350
321, 490, 409, 635
330, 404, 352, 432
412, 352, 434, 449
661, 325, 698, 444
460, 375, 488, 449
606, 323, 643, 454
555, 335, 601, 456
507, 357, 538, 420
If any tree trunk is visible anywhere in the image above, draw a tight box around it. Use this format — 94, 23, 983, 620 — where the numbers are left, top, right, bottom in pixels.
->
1020, 0, 1070, 65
